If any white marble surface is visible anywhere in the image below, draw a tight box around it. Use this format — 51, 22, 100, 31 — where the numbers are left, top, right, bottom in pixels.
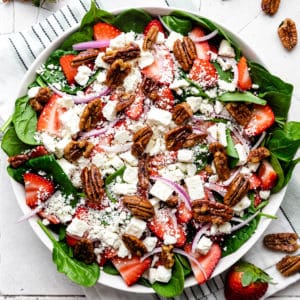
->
0, 0, 300, 299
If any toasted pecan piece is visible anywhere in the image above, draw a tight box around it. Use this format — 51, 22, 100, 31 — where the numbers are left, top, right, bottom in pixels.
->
29, 87, 52, 113
173, 37, 197, 71
141, 77, 160, 100
138, 153, 150, 192
225, 103, 252, 126
105, 59, 131, 88
160, 244, 175, 269
264, 233, 299, 253
116, 93, 135, 113
278, 18, 298, 50
73, 238, 95, 264
79, 98, 103, 131
143, 26, 159, 51
103, 43, 141, 64
132, 126, 153, 158
122, 234, 147, 257
172, 102, 193, 125
71, 48, 100, 66
248, 146, 271, 163
122, 195, 155, 220
276, 255, 300, 276
261, 0, 281, 15
64, 140, 94, 162
165, 195, 179, 208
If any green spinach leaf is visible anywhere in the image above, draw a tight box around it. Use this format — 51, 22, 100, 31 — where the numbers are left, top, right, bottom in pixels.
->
226, 128, 239, 167
103, 262, 119, 275
213, 62, 233, 82
161, 15, 192, 35
7, 165, 28, 183
104, 166, 126, 202
218, 91, 267, 105
175, 254, 192, 277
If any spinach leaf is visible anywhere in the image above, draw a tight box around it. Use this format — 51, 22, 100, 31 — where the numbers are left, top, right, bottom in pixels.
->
38, 220, 100, 287
7, 165, 28, 183
282, 157, 300, 187
218, 91, 267, 105
270, 154, 288, 193
175, 254, 192, 277
1, 126, 30, 156
113, 9, 152, 33
152, 255, 184, 297
212, 62, 233, 82
222, 216, 259, 257
194, 145, 209, 172
103, 262, 119, 275
249, 62, 293, 121
60, 29, 93, 51
12, 96, 39, 146
226, 128, 239, 167
161, 15, 192, 35
104, 166, 126, 202
284, 121, 300, 140
137, 277, 152, 287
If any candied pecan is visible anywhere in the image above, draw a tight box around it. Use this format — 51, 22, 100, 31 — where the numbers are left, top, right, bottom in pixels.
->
131, 142, 145, 159
132, 126, 153, 158
165, 195, 179, 208
278, 18, 298, 50
264, 233, 299, 253
122, 234, 147, 257
248, 146, 271, 163
81, 164, 104, 204
79, 98, 103, 131
116, 93, 135, 112
192, 200, 233, 224
29, 87, 52, 113
71, 48, 100, 66
172, 102, 193, 125
225, 103, 252, 126
64, 140, 94, 162
173, 37, 197, 71
276, 255, 300, 276
224, 174, 250, 207
73, 238, 95, 264
105, 59, 131, 88
261, 0, 280, 15
103, 43, 141, 64
209, 142, 226, 155
165, 125, 192, 151
138, 153, 150, 191
143, 26, 159, 51
182, 133, 206, 148
8, 154, 29, 168
160, 244, 175, 269
141, 77, 160, 100
122, 195, 155, 220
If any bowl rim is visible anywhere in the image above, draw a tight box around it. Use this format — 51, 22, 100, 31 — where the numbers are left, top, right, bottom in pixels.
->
11, 5, 287, 294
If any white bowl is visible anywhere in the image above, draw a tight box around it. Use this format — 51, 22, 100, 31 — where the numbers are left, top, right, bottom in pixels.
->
11, 6, 287, 294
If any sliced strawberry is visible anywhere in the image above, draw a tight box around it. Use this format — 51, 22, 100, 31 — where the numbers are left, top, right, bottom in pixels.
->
254, 192, 262, 207
237, 56, 252, 90
189, 58, 218, 88
176, 201, 192, 224
185, 243, 222, 284
99, 248, 117, 267
37, 94, 64, 136
249, 174, 262, 190
23, 173, 55, 208
148, 151, 178, 177
258, 160, 278, 190
142, 45, 174, 84
148, 208, 186, 247
29, 145, 49, 159
244, 105, 275, 137
144, 19, 164, 35
59, 54, 78, 85
189, 27, 211, 60
73, 206, 89, 221
38, 210, 60, 225
125, 88, 144, 120
112, 256, 151, 286
66, 234, 80, 247
93, 22, 121, 40
154, 86, 175, 111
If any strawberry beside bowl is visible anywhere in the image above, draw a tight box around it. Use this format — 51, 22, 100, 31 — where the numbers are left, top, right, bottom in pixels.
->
5, 3, 297, 296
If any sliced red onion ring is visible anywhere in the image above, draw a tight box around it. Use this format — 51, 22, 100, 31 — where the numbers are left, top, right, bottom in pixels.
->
232, 125, 250, 149
173, 248, 208, 281
192, 126, 207, 135
99, 142, 133, 154
205, 187, 216, 202
230, 210, 261, 232
79, 127, 108, 140
151, 176, 191, 210
231, 217, 245, 223
189, 29, 218, 43
140, 247, 162, 261
73, 40, 110, 51
231, 61, 239, 85
204, 182, 227, 197
252, 131, 266, 150
191, 224, 211, 253
17, 205, 44, 223
221, 167, 241, 186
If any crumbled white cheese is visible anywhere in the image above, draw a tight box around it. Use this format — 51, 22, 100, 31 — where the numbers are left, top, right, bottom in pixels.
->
150, 180, 174, 201
75, 65, 92, 86
196, 236, 213, 255
233, 195, 251, 215
186, 163, 197, 177
27, 86, 40, 99
123, 166, 138, 184
259, 190, 271, 200
143, 237, 158, 252
119, 151, 139, 167
178, 149, 194, 163
66, 218, 89, 237
147, 107, 172, 127
95, 52, 110, 69
218, 40, 236, 58
155, 266, 172, 283
138, 51, 155, 69
163, 233, 177, 245
199, 99, 214, 115
214, 100, 224, 114
186, 96, 202, 113
235, 143, 248, 166
185, 175, 204, 201
117, 241, 130, 258
103, 101, 117, 121
109, 32, 135, 49
165, 31, 183, 50
123, 67, 142, 92
169, 79, 189, 90
125, 217, 147, 238
218, 79, 236, 92
112, 183, 137, 195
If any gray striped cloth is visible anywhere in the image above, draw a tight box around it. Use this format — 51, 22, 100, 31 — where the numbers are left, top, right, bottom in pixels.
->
0, 0, 299, 299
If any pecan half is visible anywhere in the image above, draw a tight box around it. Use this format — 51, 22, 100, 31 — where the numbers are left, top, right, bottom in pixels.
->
73, 238, 95, 264
263, 233, 299, 253
132, 126, 153, 158
278, 18, 298, 50
116, 93, 135, 112
248, 146, 271, 163
173, 37, 197, 71
122, 195, 155, 220
71, 48, 100, 66
182, 133, 206, 148
103, 43, 141, 64
29, 87, 52, 113
105, 59, 131, 88
224, 174, 250, 207
81, 164, 104, 204
261, 0, 280, 15
122, 234, 147, 257
192, 200, 233, 224
79, 98, 103, 131
143, 26, 159, 51
141, 77, 160, 100
138, 153, 150, 192
165, 195, 179, 208
276, 255, 300, 276
165, 125, 192, 151
225, 103, 252, 126
172, 102, 193, 125
64, 140, 94, 162
160, 244, 175, 269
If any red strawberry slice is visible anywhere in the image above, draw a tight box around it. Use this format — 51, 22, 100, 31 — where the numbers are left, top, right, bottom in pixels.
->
73, 206, 89, 221
258, 160, 278, 190
237, 56, 252, 90
29, 145, 49, 159
189, 27, 211, 60
99, 248, 117, 266
59, 54, 79, 85
66, 234, 80, 247
254, 192, 262, 207
154, 86, 175, 111
189, 58, 218, 88
112, 256, 151, 286
93, 22, 121, 40
184, 243, 221, 284
244, 104, 275, 137
144, 19, 165, 35
125, 88, 144, 120
38, 210, 60, 225
23, 173, 55, 208
142, 45, 174, 84
148, 151, 178, 177
248, 174, 262, 190
37, 94, 65, 136
148, 208, 186, 247
176, 201, 192, 224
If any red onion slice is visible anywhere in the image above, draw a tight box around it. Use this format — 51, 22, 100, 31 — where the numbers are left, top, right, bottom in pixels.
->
230, 210, 261, 232
191, 224, 211, 253
204, 182, 227, 197
140, 247, 162, 261
99, 142, 133, 154
79, 128, 108, 140
221, 167, 241, 186
17, 205, 44, 223
251, 131, 266, 150
189, 29, 218, 43
73, 40, 110, 51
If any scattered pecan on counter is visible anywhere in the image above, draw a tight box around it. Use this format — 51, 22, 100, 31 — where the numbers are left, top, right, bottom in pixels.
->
278, 18, 298, 50
261, 0, 281, 15
263, 233, 300, 253
276, 255, 300, 276
122, 234, 147, 257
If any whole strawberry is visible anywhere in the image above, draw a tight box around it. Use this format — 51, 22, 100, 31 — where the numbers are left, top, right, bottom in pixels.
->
224, 261, 272, 300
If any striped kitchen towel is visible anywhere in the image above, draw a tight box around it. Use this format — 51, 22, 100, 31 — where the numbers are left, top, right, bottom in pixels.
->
0, 0, 299, 299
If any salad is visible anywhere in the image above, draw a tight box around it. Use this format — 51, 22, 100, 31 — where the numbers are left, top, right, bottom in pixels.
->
2, 1, 300, 297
